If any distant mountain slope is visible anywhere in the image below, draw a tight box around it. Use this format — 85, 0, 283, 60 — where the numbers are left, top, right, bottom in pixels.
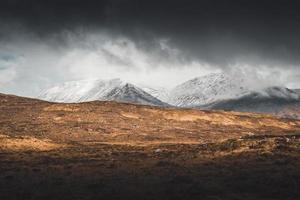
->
38, 79, 168, 106
202, 87, 300, 119
167, 73, 250, 107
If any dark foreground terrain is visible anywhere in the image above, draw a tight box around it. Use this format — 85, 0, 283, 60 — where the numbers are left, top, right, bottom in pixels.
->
0, 94, 299, 200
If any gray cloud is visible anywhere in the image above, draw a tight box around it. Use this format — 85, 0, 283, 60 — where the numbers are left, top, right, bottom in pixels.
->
0, 0, 300, 96
1, 0, 300, 67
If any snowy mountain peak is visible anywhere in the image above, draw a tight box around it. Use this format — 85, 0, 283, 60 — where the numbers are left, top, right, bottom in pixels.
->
167, 72, 250, 107
104, 83, 169, 106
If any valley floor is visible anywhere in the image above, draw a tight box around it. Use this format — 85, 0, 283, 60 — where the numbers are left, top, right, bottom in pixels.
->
0, 94, 299, 200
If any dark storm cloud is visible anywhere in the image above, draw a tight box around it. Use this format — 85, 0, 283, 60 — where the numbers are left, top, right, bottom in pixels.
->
1, 0, 300, 67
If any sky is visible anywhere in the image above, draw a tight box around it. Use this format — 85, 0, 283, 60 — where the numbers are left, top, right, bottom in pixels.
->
0, 0, 300, 96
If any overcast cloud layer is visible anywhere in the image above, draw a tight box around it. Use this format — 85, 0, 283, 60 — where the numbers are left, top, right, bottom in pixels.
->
0, 0, 300, 96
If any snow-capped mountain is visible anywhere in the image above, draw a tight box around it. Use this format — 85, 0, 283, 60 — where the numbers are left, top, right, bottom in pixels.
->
38, 79, 168, 106
167, 73, 250, 107
38, 73, 300, 118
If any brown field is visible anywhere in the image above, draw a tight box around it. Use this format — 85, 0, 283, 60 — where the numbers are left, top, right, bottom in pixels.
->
0, 93, 299, 200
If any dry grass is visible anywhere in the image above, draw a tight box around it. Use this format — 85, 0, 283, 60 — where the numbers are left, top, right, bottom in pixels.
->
0, 94, 299, 200
0, 134, 66, 151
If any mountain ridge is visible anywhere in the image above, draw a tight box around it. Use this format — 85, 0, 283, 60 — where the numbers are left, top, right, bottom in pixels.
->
37, 73, 300, 118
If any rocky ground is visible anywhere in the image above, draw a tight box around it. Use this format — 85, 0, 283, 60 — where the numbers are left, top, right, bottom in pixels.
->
0, 93, 299, 200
